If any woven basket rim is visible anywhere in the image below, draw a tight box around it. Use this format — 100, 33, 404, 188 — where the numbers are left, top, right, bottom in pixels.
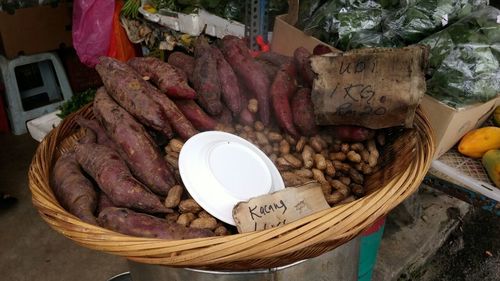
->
28, 104, 435, 270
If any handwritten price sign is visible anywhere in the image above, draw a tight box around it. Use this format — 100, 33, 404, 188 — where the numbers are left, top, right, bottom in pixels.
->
310, 46, 428, 129
232, 182, 329, 233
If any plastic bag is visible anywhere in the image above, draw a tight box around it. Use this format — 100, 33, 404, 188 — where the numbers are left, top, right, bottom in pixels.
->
420, 6, 500, 107
72, 0, 115, 67
107, 0, 136, 62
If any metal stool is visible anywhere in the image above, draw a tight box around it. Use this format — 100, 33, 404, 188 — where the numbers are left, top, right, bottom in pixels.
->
0, 52, 73, 135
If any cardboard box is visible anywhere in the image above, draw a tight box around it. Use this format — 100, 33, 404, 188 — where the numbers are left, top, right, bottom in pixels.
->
270, 5, 500, 159
0, 3, 72, 59
420, 95, 500, 159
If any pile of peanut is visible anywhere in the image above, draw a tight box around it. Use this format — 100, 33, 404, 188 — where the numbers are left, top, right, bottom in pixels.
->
164, 121, 384, 231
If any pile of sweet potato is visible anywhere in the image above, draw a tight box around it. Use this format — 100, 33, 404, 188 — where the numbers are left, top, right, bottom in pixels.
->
52, 36, 386, 239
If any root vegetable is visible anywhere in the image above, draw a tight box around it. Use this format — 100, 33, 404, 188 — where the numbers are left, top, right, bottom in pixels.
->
97, 192, 115, 214
128, 57, 196, 99
95, 57, 173, 138
291, 88, 318, 136
270, 61, 299, 137
94, 88, 175, 195
98, 208, 213, 239
330, 125, 375, 142
214, 104, 234, 125
193, 38, 223, 115
211, 46, 242, 114
221, 36, 271, 124
164, 185, 183, 208
257, 51, 292, 66
190, 217, 218, 230
168, 52, 195, 79
52, 152, 97, 225
293, 47, 315, 87
75, 143, 170, 214
179, 199, 202, 214
75, 116, 115, 149
174, 99, 217, 131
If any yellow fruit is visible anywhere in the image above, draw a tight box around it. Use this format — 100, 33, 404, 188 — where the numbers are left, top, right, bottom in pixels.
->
458, 127, 500, 158
482, 149, 500, 188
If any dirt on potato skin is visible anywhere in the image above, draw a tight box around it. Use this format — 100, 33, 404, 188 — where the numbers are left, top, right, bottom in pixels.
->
402, 208, 500, 281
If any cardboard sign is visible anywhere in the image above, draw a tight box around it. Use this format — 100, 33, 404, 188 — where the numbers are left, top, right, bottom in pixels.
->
232, 182, 330, 233
310, 46, 428, 129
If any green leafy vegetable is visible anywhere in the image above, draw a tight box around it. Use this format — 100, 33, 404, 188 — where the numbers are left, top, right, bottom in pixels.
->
57, 89, 97, 119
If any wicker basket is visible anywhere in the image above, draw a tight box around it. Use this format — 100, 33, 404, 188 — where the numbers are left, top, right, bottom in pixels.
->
28, 104, 435, 270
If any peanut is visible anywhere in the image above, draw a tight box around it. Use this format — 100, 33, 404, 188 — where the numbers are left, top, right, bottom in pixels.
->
341, 143, 350, 153
272, 143, 280, 153
325, 160, 336, 177
332, 160, 350, 172
235, 124, 243, 132
332, 143, 341, 152
177, 213, 196, 226
214, 225, 230, 236
165, 212, 180, 223
165, 155, 178, 169
268, 132, 283, 142
190, 217, 218, 230
339, 176, 351, 186
295, 136, 307, 152
179, 199, 202, 213
243, 125, 253, 132
360, 150, 370, 163
276, 157, 293, 171
279, 139, 291, 155
312, 168, 327, 183
376, 132, 386, 146
339, 195, 356, 205
295, 169, 313, 178
367, 139, 379, 168
285, 134, 297, 146
169, 151, 180, 159
164, 185, 183, 208
351, 184, 365, 197
329, 152, 347, 161
248, 98, 258, 113
197, 210, 213, 219
362, 164, 373, 175
302, 145, 314, 168
326, 192, 345, 205
269, 154, 278, 162
283, 154, 302, 168
282, 172, 310, 186
321, 182, 332, 196
169, 138, 184, 153
310, 136, 324, 152
314, 154, 327, 170
347, 151, 362, 163
263, 144, 273, 155
348, 168, 364, 184
350, 143, 364, 152
254, 121, 264, 131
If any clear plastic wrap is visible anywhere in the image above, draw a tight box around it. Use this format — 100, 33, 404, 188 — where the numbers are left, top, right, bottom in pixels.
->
420, 6, 500, 107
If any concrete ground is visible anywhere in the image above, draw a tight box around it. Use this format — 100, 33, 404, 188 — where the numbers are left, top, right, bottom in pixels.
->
1, 132, 499, 281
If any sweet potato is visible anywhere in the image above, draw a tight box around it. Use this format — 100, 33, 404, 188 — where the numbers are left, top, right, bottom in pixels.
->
97, 207, 214, 239
94, 88, 176, 196
97, 192, 115, 214
291, 88, 318, 136
144, 85, 199, 140
193, 37, 223, 115
95, 57, 173, 138
168, 52, 195, 80
128, 57, 196, 99
270, 61, 299, 137
221, 35, 271, 124
215, 104, 233, 125
52, 152, 97, 225
174, 99, 217, 130
76, 143, 170, 214
313, 44, 333, 55
293, 47, 315, 87
75, 116, 116, 149
211, 46, 242, 114
329, 126, 375, 142
257, 51, 292, 66
255, 59, 279, 81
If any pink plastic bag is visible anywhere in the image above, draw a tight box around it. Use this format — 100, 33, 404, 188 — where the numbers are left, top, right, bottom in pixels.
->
72, 0, 115, 67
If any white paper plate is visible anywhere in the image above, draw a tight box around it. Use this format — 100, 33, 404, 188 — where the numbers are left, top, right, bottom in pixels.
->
178, 131, 285, 225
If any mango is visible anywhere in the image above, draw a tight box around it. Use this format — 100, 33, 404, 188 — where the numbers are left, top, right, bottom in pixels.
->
494, 106, 500, 127
482, 149, 500, 188
458, 127, 500, 158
